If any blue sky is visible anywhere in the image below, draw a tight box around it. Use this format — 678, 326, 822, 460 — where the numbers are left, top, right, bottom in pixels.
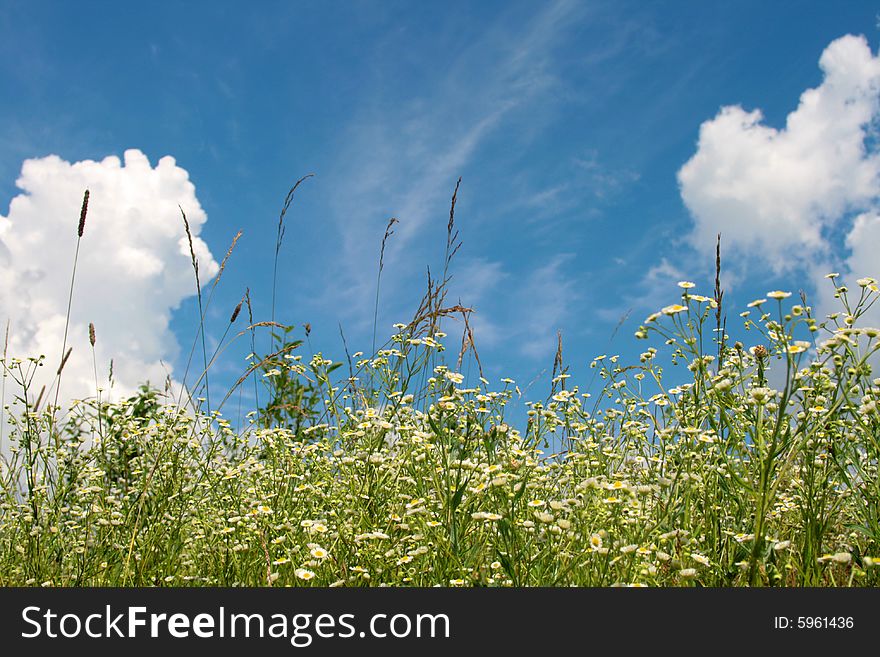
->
2, 0, 880, 417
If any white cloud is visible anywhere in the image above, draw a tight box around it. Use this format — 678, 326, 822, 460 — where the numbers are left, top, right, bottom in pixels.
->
824, 210, 880, 326
845, 211, 880, 282
678, 34, 880, 275
0, 148, 218, 406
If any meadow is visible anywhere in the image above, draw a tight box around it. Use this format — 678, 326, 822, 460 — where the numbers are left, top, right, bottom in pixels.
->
1, 184, 879, 587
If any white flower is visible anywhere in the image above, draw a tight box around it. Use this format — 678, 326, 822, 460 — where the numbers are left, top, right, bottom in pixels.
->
309, 545, 329, 559
662, 304, 687, 315
691, 553, 710, 567
444, 371, 465, 385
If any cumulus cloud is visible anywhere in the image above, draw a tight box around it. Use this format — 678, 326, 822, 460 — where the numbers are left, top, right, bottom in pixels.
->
678, 34, 880, 276
0, 149, 218, 405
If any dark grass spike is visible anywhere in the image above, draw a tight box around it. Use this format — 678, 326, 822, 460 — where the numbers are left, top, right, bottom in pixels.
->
715, 233, 725, 365
32, 385, 46, 413
609, 308, 631, 344
180, 205, 210, 415
245, 288, 260, 411
443, 177, 463, 278
552, 330, 565, 393
88, 321, 104, 448
77, 189, 89, 237
56, 347, 72, 376
465, 319, 484, 381
456, 313, 471, 373
54, 189, 89, 417
174, 227, 242, 419
455, 307, 484, 381
373, 217, 399, 356
434, 178, 463, 339
271, 174, 315, 337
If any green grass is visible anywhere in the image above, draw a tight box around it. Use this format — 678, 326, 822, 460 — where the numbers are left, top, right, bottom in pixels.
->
1, 191, 880, 587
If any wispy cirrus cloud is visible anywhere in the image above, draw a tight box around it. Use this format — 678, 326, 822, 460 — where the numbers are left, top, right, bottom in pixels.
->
320, 0, 586, 330
444, 253, 578, 362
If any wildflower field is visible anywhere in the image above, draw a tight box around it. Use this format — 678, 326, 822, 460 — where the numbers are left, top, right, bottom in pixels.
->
2, 189, 880, 588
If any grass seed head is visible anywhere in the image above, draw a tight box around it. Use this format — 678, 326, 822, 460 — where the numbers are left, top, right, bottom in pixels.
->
77, 189, 89, 237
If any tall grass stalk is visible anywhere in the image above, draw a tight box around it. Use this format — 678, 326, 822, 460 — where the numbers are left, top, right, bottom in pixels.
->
52, 189, 89, 423
271, 175, 313, 345
372, 217, 398, 358
180, 206, 210, 415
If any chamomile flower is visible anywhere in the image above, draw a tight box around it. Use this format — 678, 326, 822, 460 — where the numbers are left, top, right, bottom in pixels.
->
767, 290, 791, 300
444, 371, 465, 385
786, 341, 811, 354
309, 545, 329, 559
662, 304, 688, 316
691, 553, 711, 567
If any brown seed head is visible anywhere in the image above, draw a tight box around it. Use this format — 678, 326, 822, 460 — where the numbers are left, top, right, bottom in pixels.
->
88, 322, 96, 347
33, 385, 46, 412
230, 301, 243, 324
78, 189, 90, 237
753, 345, 769, 359
57, 346, 73, 375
